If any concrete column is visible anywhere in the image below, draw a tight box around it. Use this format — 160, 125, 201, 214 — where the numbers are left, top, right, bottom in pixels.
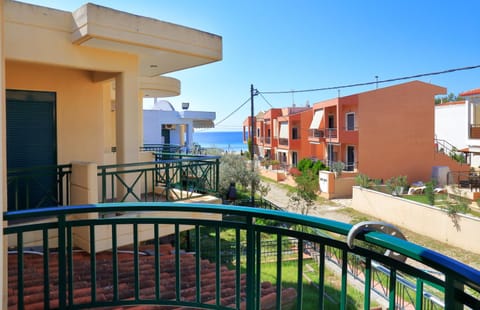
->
186, 123, 193, 152
115, 71, 141, 201
71, 162, 98, 205
115, 71, 139, 164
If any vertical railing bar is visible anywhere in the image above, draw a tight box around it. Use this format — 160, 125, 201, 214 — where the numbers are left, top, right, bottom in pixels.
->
364, 258, 372, 310
151, 167, 157, 202
235, 228, 241, 310
89, 224, 97, 303
58, 215, 67, 309
43, 229, 50, 309
112, 224, 119, 302
175, 224, 181, 301
67, 225, 74, 308
109, 173, 114, 202
101, 168, 107, 202
389, 267, 397, 310
215, 158, 220, 192
196, 225, 202, 303
215, 225, 221, 307
297, 239, 304, 310
340, 249, 348, 310
154, 224, 160, 300
17, 232, 24, 309
276, 233, 282, 310
318, 244, 325, 309
57, 166, 63, 205
133, 223, 140, 301
415, 278, 423, 310
166, 163, 170, 201
245, 216, 255, 310
256, 229, 262, 309
143, 169, 148, 201
66, 170, 71, 205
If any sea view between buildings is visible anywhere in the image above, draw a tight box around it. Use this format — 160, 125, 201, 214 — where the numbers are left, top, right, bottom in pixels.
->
193, 131, 246, 153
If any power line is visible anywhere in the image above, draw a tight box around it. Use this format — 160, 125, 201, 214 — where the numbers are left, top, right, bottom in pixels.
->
260, 64, 480, 95
214, 97, 250, 127
258, 92, 274, 108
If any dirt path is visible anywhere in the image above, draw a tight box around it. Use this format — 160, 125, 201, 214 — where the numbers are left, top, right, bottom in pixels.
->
262, 180, 353, 223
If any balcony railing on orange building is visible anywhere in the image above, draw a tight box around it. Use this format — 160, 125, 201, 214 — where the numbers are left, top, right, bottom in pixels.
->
278, 138, 288, 146
308, 128, 338, 140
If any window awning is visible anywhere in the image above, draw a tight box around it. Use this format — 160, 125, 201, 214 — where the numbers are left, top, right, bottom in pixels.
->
309, 109, 324, 129
193, 120, 215, 128
279, 122, 289, 139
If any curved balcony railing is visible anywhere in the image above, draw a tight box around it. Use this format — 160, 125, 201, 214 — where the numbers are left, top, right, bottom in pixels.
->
5, 203, 480, 309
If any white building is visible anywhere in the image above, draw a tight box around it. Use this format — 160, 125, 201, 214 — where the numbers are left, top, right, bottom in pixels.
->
143, 99, 216, 152
435, 100, 467, 149
461, 88, 480, 167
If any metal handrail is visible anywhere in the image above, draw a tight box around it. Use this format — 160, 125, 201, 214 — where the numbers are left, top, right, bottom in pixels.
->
6, 164, 72, 211
97, 157, 220, 203
5, 202, 480, 309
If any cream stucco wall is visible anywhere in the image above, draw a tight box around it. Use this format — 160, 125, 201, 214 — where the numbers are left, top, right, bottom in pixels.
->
352, 186, 480, 254
6, 61, 108, 164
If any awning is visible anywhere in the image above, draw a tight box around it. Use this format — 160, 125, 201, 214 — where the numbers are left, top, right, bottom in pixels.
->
279, 122, 289, 139
309, 109, 324, 129
193, 120, 215, 128
459, 147, 480, 155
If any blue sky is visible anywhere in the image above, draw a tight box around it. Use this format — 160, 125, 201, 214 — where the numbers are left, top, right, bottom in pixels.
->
26, 0, 480, 131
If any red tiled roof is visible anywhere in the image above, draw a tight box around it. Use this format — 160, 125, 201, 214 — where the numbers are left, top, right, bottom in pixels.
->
460, 88, 480, 97
436, 100, 465, 106
8, 243, 296, 309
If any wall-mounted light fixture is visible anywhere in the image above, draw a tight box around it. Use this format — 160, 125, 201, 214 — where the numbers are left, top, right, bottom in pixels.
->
182, 102, 190, 110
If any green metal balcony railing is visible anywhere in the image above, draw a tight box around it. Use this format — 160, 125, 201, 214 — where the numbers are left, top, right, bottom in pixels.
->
7, 164, 72, 211
5, 203, 480, 309
98, 155, 220, 203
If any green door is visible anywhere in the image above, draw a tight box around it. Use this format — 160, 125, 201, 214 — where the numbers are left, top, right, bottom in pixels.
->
6, 90, 57, 211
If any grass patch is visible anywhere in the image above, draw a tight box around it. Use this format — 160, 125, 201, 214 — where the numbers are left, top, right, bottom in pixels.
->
337, 207, 480, 269
259, 259, 378, 309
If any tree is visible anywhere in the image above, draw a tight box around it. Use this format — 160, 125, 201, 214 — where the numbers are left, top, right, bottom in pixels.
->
219, 153, 261, 199
435, 92, 465, 105
288, 169, 317, 216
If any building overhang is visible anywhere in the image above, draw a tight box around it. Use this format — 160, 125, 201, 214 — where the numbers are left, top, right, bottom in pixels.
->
179, 111, 216, 129
71, 3, 222, 77
140, 76, 180, 98
5, 1, 222, 77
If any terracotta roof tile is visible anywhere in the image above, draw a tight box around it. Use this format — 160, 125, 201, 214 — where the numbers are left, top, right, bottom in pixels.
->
460, 88, 480, 97
8, 243, 296, 309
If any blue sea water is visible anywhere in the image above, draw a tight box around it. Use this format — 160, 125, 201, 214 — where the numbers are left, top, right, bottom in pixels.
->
193, 131, 246, 152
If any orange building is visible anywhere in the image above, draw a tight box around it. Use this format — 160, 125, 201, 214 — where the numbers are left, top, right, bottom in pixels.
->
246, 80, 469, 182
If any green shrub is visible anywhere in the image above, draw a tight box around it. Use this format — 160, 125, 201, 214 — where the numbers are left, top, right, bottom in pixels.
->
355, 174, 371, 188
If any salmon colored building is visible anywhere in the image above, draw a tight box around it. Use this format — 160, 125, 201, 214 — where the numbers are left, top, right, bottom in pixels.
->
247, 81, 469, 183
243, 106, 320, 166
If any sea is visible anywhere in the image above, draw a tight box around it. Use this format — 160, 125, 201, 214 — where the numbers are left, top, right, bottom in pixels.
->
193, 131, 246, 153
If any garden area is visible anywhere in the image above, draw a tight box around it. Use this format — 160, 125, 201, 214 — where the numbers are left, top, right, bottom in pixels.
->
354, 173, 480, 218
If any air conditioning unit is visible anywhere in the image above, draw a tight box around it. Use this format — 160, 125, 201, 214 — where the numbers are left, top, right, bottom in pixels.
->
162, 124, 176, 130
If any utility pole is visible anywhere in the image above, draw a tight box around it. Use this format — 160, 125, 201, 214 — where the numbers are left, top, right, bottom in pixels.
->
250, 84, 258, 206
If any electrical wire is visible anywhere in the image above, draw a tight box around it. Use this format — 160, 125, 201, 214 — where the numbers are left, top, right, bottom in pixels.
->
214, 97, 251, 127
259, 92, 274, 108
260, 64, 480, 95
